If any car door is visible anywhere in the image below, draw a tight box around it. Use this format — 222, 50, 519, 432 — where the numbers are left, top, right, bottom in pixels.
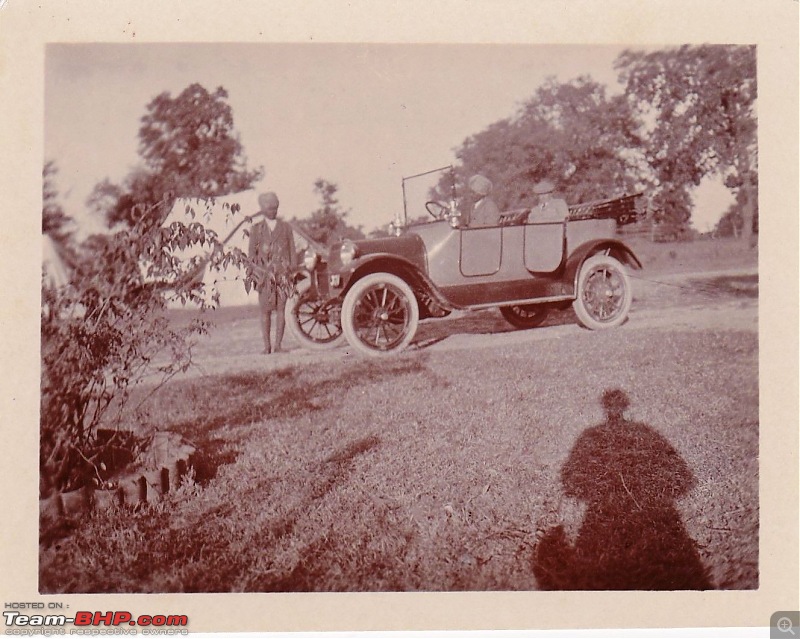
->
459, 225, 502, 276
523, 221, 566, 273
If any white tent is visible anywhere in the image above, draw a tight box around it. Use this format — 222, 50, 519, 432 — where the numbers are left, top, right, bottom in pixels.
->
42, 234, 70, 288
162, 190, 317, 308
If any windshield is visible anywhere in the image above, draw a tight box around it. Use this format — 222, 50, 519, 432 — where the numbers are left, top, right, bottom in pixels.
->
401, 166, 458, 224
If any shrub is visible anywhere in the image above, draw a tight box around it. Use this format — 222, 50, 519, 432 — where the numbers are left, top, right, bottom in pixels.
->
39, 197, 260, 497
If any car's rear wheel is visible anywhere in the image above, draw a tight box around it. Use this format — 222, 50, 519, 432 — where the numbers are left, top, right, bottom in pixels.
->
500, 303, 550, 329
286, 281, 345, 350
573, 254, 632, 330
341, 273, 419, 356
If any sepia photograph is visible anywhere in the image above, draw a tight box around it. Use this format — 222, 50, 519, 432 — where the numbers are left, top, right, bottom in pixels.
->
1, 0, 797, 635
40, 41, 759, 593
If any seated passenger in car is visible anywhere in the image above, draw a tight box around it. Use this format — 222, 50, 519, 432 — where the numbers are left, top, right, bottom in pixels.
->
529, 180, 569, 223
466, 174, 501, 227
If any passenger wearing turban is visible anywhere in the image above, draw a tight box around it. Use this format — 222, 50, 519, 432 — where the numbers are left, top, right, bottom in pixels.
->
466, 174, 501, 227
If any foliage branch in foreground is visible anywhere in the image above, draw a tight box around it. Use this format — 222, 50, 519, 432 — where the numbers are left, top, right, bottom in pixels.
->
42, 81, 272, 498
40, 195, 277, 498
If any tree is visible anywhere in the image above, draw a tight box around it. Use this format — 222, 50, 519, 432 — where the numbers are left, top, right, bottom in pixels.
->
95, 83, 263, 229
43, 161, 73, 239
615, 45, 757, 245
433, 77, 641, 212
43, 161, 78, 268
714, 205, 744, 239
293, 179, 365, 245
514, 76, 643, 203
714, 195, 759, 239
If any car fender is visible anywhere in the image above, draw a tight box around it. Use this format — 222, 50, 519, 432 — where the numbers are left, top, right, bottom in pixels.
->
564, 239, 642, 291
343, 253, 450, 308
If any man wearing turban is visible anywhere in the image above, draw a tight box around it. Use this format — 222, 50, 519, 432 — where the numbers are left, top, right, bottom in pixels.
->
466, 174, 501, 227
248, 192, 297, 354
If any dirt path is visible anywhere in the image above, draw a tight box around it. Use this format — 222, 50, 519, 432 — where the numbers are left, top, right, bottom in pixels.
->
166, 267, 757, 381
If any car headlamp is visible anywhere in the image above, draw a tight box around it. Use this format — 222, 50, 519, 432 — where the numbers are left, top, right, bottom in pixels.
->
389, 214, 404, 236
339, 239, 358, 265
302, 247, 319, 270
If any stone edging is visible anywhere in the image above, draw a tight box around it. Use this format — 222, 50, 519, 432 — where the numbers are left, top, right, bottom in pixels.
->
40, 432, 196, 541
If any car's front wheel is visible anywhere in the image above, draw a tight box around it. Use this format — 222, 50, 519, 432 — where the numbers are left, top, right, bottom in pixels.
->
341, 273, 419, 356
286, 284, 345, 350
573, 254, 632, 330
500, 304, 549, 329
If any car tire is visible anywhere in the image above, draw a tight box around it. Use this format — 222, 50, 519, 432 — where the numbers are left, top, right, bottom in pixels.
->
500, 304, 550, 329
341, 273, 420, 356
572, 254, 632, 330
285, 279, 346, 350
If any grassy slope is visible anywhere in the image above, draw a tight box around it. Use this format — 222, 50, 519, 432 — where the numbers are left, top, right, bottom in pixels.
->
41, 323, 758, 592
40, 239, 759, 592
626, 236, 757, 275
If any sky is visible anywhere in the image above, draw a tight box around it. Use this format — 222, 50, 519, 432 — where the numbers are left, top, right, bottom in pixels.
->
45, 43, 733, 237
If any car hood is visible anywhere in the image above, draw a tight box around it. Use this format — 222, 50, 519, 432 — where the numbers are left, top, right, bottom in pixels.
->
331, 233, 427, 271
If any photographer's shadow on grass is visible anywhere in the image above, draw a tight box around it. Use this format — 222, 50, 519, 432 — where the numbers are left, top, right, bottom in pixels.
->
533, 389, 712, 590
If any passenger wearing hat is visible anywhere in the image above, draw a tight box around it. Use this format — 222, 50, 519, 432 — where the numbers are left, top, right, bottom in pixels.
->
466, 174, 501, 227
248, 192, 297, 354
529, 179, 569, 223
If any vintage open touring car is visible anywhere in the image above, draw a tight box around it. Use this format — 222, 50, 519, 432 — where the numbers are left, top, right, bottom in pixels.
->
286, 167, 645, 357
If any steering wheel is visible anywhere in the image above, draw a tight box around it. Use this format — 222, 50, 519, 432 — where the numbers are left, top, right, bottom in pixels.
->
425, 201, 449, 219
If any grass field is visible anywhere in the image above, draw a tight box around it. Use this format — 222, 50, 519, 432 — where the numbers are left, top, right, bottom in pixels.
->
625, 235, 758, 275
39, 238, 759, 592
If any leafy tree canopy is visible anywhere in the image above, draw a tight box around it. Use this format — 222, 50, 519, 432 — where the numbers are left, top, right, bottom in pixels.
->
433, 76, 641, 213
293, 179, 365, 246
615, 45, 757, 234
43, 161, 78, 268
43, 161, 74, 238
94, 83, 263, 230
434, 48, 756, 242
